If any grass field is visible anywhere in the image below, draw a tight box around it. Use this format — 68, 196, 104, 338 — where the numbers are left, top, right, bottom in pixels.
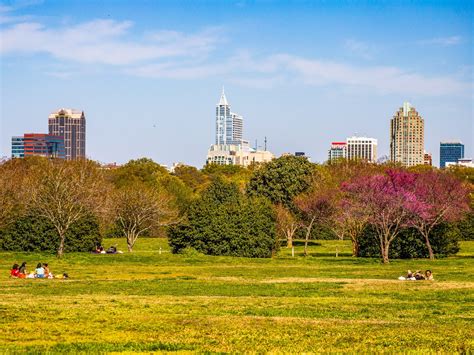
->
1, 239, 473, 353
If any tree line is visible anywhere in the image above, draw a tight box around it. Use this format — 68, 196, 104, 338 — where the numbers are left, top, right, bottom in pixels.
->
0, 156, 472, 262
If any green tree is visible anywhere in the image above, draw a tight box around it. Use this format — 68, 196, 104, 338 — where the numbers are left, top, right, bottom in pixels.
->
168, 178, 277, 258
173, 165, 209, 192
246, 155, 314, 208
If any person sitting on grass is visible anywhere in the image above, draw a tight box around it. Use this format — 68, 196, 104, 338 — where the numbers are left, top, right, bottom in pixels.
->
425, 270, 434, 281
18, 262, 27, 279
43, 263, 54, 279
10, 264, 20, 278
106, 245, 117, 254
35, 263, 45, 278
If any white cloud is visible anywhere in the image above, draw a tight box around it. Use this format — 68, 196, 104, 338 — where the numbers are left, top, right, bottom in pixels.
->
419, 36, 462, 46
0, 16, 469, 97
0, 19, 222, 65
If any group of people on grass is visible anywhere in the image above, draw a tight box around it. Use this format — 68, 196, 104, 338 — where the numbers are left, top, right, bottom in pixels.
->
92, 244, 123, 254
10, 262, 68, 279
398, 270, 434, 281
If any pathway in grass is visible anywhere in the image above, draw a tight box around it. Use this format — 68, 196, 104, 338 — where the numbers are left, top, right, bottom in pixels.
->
1, 239, 473, 352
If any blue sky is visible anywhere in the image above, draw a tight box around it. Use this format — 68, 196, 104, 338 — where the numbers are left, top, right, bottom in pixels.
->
1, 0, 472, 167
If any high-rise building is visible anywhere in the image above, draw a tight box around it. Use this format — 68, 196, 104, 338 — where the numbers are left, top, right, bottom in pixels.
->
208, 89, 273, 166
328, 142, 347, 162
346, 136, 377, 163
48, 108, 86, 160
215, 89, 243, 146
390, 102, 424, 167
11, 133, 65, 159
440, 142, 464, 168
424, 152, 432, 166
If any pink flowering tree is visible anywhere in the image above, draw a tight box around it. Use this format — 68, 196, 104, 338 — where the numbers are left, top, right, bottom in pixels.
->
342, 170, 419, 263
411, 171, 470, 260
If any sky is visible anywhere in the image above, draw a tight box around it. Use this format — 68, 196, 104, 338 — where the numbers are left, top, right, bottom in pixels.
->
0, 0, 472, 167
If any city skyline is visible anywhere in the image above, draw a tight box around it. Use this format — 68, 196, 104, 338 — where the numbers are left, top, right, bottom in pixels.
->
1, 1, 472, 167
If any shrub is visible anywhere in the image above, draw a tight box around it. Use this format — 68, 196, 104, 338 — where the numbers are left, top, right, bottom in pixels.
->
0, 213, 101, 253
357, 224, 460, 259
168, 178, 277, 258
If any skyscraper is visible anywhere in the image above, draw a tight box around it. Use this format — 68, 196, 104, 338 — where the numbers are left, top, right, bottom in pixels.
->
215, 89, 243, 145
390, 102, 424, 167
440, 142, 464, 168
208, 89, 273, 166
48, 108, 86, 160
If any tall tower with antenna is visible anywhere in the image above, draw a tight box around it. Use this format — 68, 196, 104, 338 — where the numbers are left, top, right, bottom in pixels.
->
215, 87, 243, 146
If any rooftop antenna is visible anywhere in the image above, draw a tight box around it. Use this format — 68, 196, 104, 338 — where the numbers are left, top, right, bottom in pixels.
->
255, 139, 258, 151
264, 136, 267, 151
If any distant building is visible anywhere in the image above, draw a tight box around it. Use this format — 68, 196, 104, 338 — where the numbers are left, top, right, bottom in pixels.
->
328, 142, 347, 162
207, 143, 274, 167
390, 102, 424, 167
446, 158, 473, 168
48, 108, 86, 160
11, 136, 25, 158
440, 141, 464, 168
11, 133, 65, 159
215, 89, 243, 146
346, 136, 377, 163
423, 152, 432, 166
207, 89, 273, 166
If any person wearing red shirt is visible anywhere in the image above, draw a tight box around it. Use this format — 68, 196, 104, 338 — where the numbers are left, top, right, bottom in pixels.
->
10, 264, 20, 278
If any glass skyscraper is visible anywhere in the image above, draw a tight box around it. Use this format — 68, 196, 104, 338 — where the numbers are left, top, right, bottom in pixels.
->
215, 89, 243, 146
440, 142, 464, 168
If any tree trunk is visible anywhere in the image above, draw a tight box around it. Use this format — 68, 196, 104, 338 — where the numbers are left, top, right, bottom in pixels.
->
304, 228, 310, 257
382, 240, 390, 264
423, 232, 435, 260
287, 233, 293, 248
127, 234, 134, 252
57, 230, 66, 258
351, 237, 359, 257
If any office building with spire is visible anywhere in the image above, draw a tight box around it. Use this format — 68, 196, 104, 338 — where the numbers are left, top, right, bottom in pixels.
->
390, 102, 424, 167
48, 108, 86, 160
207, 89, 274, 166
215, 89, 243, 146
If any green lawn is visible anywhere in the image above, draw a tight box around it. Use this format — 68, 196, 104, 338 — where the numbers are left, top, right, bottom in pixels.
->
1, 239, 473, 353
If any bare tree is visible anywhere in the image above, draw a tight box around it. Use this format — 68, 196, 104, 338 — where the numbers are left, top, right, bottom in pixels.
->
294, 190, 335, 257
0, 157, 46, 229
111, 183, 178, 252
30, 159, 108, 258
275, 204, 300, 248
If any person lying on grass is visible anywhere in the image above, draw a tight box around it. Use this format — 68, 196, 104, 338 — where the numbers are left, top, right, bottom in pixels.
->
398, 270, 434, 281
